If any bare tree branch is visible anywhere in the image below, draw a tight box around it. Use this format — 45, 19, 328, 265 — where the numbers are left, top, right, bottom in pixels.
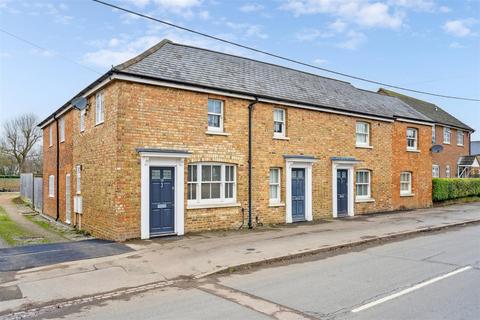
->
1, 113, 42, 173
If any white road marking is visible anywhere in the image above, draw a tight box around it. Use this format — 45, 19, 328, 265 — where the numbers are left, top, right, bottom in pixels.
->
351, 266, 472, 313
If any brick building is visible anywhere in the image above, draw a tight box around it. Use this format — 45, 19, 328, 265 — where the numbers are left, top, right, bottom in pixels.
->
378, 88, 474, 178
40, 40, 436, 241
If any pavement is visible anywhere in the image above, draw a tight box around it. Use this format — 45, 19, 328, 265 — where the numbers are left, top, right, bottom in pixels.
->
1, 202, 480, 317
13, 219, 480, 320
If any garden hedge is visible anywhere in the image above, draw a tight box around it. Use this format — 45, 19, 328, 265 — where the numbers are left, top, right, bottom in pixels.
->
432, 178, 480, 202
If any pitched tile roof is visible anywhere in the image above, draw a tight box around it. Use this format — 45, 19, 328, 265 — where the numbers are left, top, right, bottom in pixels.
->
114, 39, 432, 122
378, 88, 473, 131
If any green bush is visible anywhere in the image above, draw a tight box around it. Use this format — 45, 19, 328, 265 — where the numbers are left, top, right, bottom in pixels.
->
432, 178, 480, 202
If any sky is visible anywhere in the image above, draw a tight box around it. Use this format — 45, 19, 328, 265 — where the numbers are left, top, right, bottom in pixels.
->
0, 0, 479, 139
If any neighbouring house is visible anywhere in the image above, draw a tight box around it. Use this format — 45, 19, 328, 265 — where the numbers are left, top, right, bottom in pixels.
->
457, 155, 480, 178
471, 141, 480, 155
40, 39, 435, 241
378, 88, 474, 179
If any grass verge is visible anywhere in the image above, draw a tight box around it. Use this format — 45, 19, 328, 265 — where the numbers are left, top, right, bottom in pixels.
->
25, 214, 71, 240
0, 206, 47, 246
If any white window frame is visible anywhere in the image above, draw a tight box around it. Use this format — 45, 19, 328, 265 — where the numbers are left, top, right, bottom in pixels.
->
400, 172, 412, 196
446, 165, 451, 178
432, 125, 436, 144
273, 108, 286, 138
432, 165, 440, 178
443, 127, 451, 144
59, 117, 65, 143
80, 109, 86, 132
49, 125, 53, 147
76, 165, 81, 194
95, 91, 105, 125
457, 130, 464, 146
48, 175, 55, 198
207, 99, 224, 132
269, 168, 281, 204
355, 170, 371, 200
355, 121, 370, 147
187, 163, 236, 206
406, 127, 418, 151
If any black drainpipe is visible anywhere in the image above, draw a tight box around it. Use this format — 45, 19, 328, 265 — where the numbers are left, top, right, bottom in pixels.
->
55, 115, 60, 221
247, 97, 259, 229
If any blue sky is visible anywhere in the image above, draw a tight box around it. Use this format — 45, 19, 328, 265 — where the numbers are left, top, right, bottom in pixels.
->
1, 0, 479, 139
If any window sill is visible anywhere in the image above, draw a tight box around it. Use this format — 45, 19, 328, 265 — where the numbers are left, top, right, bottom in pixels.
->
273, 135, 289, 140
400, 193, 415, 197
95, 121, 104, 127
356, 145, 373, 149
355, 198, 375, 203
269, 202, 285, 207
457, 144, 464, 147
187, 202, 240, 209
206, 131, 230, 136
443, 142, 450, 145
406, 149, 420, 153
60, 140, 65, 144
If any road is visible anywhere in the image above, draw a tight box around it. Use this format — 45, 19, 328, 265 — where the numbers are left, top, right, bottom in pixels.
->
25, 224, 480, 320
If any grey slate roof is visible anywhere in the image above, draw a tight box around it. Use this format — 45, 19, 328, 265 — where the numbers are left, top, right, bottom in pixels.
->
115, 40, 432, 122
378, 88, 473, 131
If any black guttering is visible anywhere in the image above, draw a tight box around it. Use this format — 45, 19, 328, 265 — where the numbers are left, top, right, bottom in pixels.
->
247, 98, 258, 229
37, 71, 113, 128
54, 115, 60, 221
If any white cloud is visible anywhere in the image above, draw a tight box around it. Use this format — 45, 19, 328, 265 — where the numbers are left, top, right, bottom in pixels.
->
439, 6, 451, 13
449, 42, 466, 49
240, 3, 264, 12
198, 10, 210, 20
443, 18, 477, 37
356, 2, 403, 28
31, 48, 56, 58
83, 36, 162, 68
329, 19, 347, 33
226, 22, 268, 39
280, 0, 404, 29
390, 0, 435, 11
154, 0, 202, 10
337, 30, 366, 49
295, 28, 333, 41
313, 58, 328, 65
122, 0, 151, 7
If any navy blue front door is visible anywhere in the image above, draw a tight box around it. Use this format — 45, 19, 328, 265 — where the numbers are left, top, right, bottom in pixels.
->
150, 167, 175, 234
337, 169, 348, 216
291, 168, 306, 222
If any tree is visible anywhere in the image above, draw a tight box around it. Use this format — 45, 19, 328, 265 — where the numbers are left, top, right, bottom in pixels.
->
1, 113, 42, 174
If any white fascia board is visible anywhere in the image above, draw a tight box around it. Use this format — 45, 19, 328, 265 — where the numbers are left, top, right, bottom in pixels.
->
395, 117, 434, 127
38, 105, 74, 129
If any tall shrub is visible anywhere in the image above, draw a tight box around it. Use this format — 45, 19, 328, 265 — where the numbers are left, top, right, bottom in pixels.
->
432, 178, 480, 202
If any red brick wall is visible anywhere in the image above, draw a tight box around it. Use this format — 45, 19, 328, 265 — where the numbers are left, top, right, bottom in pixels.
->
42, 111, 73, 223
432, 125, 470, 177
43, 80, 435, 240
391, 122, 432, 210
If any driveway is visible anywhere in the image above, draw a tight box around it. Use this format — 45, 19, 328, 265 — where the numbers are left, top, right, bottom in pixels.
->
0, 239, 133, 272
